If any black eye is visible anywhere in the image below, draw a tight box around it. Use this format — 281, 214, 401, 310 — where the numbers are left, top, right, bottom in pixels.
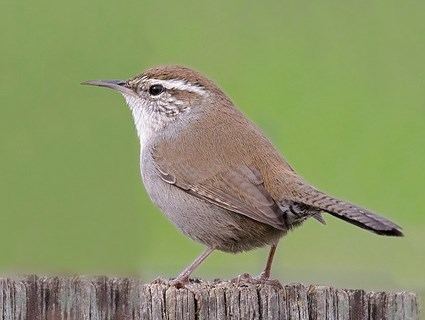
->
149, 84, 165, 96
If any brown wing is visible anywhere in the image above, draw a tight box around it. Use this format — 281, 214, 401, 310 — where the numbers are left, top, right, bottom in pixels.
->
153, 156, 285, 230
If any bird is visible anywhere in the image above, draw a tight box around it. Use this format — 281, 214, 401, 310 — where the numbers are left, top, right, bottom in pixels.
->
83, 65, 403, 287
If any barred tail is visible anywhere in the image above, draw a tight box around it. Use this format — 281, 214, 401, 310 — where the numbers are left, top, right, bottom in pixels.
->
301, 190, 403, 236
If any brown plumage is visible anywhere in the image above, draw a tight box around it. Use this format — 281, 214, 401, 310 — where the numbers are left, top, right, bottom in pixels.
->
84, 65, 403, 287
152, 91, 402, 237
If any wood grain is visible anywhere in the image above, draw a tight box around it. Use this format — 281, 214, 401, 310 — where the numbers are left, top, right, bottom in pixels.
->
0, 276, 418, 319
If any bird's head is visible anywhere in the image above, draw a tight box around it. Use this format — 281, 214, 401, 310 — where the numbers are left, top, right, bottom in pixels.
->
83, 65, 231, 141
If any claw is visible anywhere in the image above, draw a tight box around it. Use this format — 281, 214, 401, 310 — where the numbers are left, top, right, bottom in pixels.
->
230, 273, 254, 286
230, 273, 283, 289
169, 276, 190, 289
256, 271, 270, 282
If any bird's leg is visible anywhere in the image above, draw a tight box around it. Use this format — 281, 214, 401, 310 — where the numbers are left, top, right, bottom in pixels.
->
170, 247, 215, 288
257, 243, 277, 280
229, 244, 282, 289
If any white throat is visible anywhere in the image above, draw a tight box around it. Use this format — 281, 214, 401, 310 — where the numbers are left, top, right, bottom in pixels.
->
123, 94, 165, 152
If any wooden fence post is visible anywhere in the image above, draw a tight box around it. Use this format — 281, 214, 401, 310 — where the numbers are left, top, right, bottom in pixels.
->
0, 275, 419, 319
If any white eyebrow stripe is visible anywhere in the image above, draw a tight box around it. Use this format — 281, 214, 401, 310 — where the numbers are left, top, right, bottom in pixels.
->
149, 79, 206, 96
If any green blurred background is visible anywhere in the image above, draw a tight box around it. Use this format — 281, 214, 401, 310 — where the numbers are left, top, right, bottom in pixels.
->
1, 0, 424, 306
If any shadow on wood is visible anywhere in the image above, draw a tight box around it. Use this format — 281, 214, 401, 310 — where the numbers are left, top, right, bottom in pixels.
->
0, 275, 419, 319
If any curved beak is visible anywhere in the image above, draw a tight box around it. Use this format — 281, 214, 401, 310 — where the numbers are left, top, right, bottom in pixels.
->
81, 79, 136, 96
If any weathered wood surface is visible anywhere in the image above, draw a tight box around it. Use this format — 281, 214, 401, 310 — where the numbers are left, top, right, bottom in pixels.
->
0, 275, 418, 320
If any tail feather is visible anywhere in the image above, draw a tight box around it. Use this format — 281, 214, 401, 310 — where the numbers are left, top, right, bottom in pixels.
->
298, 189, 403, 236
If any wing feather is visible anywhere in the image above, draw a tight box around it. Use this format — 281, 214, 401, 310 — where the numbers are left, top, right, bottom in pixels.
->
153, 151, 285, 230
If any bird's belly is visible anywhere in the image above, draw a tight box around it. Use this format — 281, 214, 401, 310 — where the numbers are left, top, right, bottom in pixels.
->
140, 153, 284, 253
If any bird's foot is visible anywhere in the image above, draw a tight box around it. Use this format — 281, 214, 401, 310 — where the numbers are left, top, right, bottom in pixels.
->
230, 273, 283, 289
255, 272, 283, 289
230, 273, 255, 286
255, 270, 270, 282
169, 276, 190, 289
